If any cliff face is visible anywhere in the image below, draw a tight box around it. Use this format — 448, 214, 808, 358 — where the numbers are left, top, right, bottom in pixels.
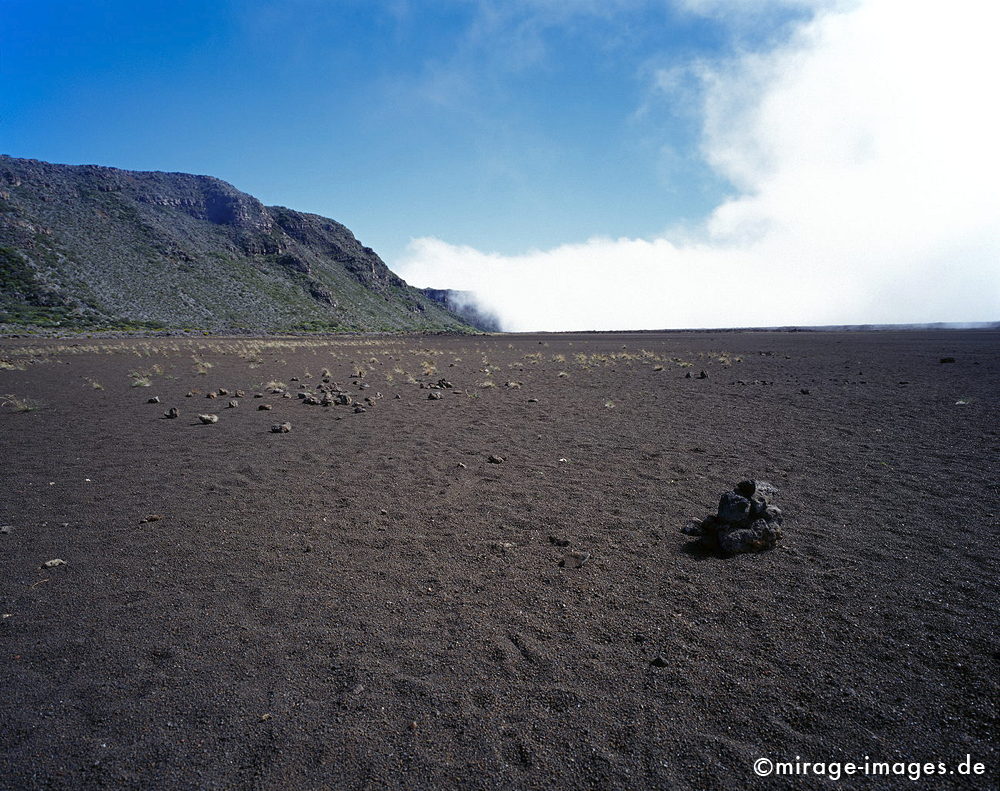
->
0, 156, 471, 332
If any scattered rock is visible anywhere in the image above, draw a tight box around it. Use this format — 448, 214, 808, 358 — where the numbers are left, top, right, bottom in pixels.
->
436, 378, 453, 389
304, 395, 322, 405
428, 391, 443, 400
698, 370, 708, 379
164, 407, 179, 419
335, 393, 352, 405
253, 393, 263, 398
235, 390, 246, 398
560, 550, 591, 568
548, 536, 570, 547
197, 414, 219, 424
42, 559, 67, 568
147, 396, 160, 404
649, 655, 669, 668
218, 388, 229, 395
940, 357, 956, 364
682, 479, 784, 556
0, 525, 12, 535
800, 388, 811, 395
353, 405, 366, 413
227, 400, 239, 408
488, 455, 504, 464
282, 393, 292, 399
528, 397, 539, 403
258, 404, 273, 411
139, 514, 163, 523
206, 392, 218, 399
271, 422, 292, 433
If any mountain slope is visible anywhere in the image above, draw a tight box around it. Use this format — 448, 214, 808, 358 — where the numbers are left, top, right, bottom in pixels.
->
0, 156, 473, 332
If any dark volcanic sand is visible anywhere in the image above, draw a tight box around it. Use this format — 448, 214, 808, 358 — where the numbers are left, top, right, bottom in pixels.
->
1, 331, 997, 790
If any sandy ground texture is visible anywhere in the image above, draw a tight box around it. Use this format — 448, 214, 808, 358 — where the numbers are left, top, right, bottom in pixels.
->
0, 330, 997, 790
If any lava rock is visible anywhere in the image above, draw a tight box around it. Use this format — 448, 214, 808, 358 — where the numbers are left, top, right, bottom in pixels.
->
718, 519, 782, 555
164, 407, 179, 419
227, 400, 239, 408
198, 414, 218, 424
717, 491, 751, 524
258, 404, 273, 411
428, 391, 443, 400
271, 422, 292, 433
683, 479, 785, 556
147, 396, 160, 404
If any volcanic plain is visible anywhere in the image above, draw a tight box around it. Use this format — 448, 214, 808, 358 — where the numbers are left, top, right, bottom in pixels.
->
1, 330, 997, 790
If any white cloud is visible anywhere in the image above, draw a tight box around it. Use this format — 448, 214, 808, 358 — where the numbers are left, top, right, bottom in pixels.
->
395, 0, 1000, 330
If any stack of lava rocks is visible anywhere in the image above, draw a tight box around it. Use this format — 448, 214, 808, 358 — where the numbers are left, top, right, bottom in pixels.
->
682, 479, 784, 555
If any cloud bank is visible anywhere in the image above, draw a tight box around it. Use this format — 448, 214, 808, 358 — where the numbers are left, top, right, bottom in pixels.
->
395, 0, 1000, 330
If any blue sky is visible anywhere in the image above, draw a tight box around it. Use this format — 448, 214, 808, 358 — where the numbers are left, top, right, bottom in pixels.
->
4, 1, 998, 329
3, 0, 806, 262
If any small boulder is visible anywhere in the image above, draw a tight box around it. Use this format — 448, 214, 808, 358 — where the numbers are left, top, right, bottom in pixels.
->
198, 414, 219, 424
258, 404, 273, 411
271, 422, 292, 433
488, 455, 504, 464
164, 407, 179, 419
428, 391, 443, 400
147, 396, 160, 404
227, 400, 239, 408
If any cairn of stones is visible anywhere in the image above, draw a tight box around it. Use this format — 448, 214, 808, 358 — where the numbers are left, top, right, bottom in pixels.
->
682, 479, 783, 555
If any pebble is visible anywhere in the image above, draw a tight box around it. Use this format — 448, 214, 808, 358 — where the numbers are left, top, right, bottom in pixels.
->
42, 559, 67, 568
258, 404, 273, 411
147, 396, 160, 404
560, 550, 591, 569
271, 422, 292, 433
488, 455, 504, 464
227, 400, 239, 408
164, 407, 179, 419
198, 414, 219, 424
